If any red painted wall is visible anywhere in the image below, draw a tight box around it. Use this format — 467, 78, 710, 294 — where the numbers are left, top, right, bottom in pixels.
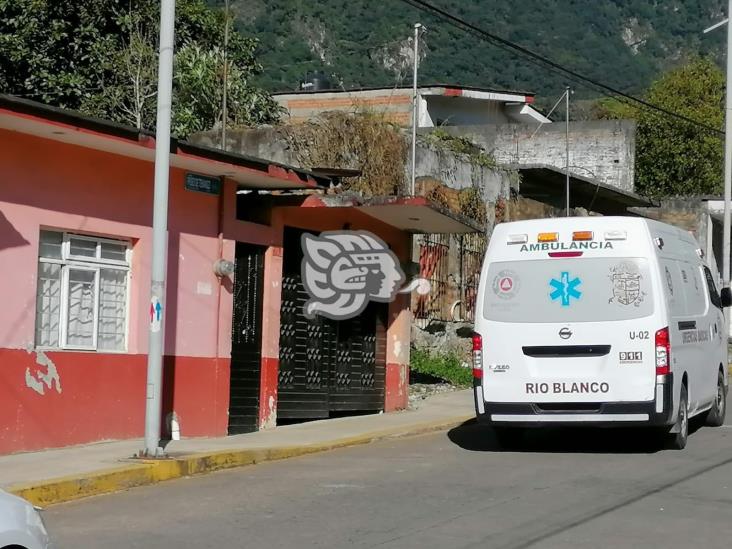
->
0, 349, 228, 454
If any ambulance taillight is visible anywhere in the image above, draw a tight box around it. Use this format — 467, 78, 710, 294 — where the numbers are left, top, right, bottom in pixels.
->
472, 333, 483, 379
655, 327, 670, 375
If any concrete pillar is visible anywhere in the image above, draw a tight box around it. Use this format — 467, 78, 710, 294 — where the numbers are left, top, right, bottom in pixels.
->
258, 245, 283, 429
385, 293, 411, 411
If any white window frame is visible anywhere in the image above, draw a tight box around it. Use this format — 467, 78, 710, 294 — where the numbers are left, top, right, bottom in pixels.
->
64, 233, 131, 266
61, 265, 100, 351
36, 231, 131, 352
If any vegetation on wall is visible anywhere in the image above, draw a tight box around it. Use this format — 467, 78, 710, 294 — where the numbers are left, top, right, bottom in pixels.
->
284, 110, 407, 197
598, 57, 723, 197
422, 129, 497, 169
457, 187, 487, 227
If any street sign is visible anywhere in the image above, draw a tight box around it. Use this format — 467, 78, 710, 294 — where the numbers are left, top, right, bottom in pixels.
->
185, 172, 221, 195
149, 296, 162, 333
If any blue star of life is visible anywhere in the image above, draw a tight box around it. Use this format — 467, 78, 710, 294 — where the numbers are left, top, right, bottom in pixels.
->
550, 272, 582, 306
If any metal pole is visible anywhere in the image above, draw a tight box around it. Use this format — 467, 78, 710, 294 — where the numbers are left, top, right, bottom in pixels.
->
410, 23, 422, 196
565, 86, 570, 216
143, 0, 176, 457
221, 0, 229, 149
723, 0, 732, 319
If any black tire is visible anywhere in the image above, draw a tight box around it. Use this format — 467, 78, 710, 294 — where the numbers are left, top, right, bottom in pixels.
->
493, 427, 523, 449
705, 370, 727, 427
666, 384, 689, 450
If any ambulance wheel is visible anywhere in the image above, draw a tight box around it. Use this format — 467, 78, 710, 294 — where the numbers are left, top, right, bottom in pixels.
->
705, 369, 727, 427
666, 384, 688, 450
493, 427, 523, 449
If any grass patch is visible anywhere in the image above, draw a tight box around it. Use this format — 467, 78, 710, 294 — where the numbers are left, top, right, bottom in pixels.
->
410, 348, 472, 388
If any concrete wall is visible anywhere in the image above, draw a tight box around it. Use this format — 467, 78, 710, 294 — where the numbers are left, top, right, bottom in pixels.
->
273, 89, 533, 128
413, 142, 511, 208
434, 120, 637, 192
193, 128, 512, 214
422, 96, 511, 127
275, 89, 413, 125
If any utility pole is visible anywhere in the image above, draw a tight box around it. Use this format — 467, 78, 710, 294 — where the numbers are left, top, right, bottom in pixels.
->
704, 3, 732, 333
723, 1, 732, 315
221, 0, 230, 150
410, 23, 423, 196
143, 0, 176, 457
565, 86, 570, 217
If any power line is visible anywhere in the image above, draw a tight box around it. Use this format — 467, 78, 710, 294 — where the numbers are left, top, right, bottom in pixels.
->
396, 0, 724, 136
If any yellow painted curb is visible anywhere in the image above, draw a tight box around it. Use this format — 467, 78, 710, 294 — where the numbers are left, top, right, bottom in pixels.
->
8, 414, 474, 507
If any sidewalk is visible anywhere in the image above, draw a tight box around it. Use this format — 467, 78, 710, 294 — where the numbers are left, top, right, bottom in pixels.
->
1, 389, 473, 507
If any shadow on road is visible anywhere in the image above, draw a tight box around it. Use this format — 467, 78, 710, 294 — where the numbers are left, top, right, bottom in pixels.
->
447, 418, 705, 454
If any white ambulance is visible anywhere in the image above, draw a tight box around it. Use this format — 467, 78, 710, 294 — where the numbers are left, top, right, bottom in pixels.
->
473, 217, 729, 449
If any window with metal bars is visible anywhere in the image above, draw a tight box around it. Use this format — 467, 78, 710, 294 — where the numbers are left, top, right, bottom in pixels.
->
35, 230, 131, 351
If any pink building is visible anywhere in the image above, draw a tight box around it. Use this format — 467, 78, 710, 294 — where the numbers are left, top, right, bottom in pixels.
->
0, 95, 474, 455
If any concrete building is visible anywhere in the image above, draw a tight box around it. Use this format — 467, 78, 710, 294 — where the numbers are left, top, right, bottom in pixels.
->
274, 84, 550, 126
437, 120, 637, 193
0, 95, 475, 455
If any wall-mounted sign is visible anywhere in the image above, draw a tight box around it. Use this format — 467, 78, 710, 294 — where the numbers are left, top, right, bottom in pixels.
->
185, 172, 221, 195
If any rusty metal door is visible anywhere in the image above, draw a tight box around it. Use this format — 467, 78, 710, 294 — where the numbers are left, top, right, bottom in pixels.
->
228, 243, 265, 434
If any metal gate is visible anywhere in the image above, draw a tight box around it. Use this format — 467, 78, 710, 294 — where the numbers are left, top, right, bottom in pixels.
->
228, 243, 265, 434
277, 228, 386, 420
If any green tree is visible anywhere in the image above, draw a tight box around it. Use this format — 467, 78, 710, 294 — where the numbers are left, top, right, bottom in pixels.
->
173, 44, 283, 136
0, 0, 282, 137
0, 1, 118, 107
599, 58, 724, 197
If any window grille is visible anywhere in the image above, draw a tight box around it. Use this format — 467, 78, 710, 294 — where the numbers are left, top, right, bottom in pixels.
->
35, 231, 131, 351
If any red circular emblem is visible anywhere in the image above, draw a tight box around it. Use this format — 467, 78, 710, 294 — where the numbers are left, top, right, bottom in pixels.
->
499, 277, 513, 292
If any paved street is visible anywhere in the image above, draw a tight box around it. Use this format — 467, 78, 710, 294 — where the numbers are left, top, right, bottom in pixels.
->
46, 401, 732, 549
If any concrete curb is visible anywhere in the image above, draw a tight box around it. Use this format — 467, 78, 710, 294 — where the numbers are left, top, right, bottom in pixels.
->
8, 415, 474, 507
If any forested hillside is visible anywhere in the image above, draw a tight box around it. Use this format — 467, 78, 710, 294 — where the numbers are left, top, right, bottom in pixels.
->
214, 0, 726, 102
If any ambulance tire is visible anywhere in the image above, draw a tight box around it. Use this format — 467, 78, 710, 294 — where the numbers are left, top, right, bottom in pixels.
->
493, 427, 523, 449
704, 369, 727, 427
666, 384, 688, 450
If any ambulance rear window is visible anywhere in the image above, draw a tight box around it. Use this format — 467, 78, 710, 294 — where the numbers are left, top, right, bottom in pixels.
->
483, 258, 654, 323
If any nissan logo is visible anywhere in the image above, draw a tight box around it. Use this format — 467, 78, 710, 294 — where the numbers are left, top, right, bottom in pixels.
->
559, 327, 572, 340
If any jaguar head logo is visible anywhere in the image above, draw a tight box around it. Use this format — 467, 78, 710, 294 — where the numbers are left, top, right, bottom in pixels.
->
301, 231, 406, 320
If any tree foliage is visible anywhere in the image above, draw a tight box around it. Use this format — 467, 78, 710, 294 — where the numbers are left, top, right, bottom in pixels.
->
0, 0, 282, 137
599, 58, 723, 197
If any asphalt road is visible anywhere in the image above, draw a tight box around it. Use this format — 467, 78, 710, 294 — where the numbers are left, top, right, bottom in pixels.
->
46, 401, 732, 549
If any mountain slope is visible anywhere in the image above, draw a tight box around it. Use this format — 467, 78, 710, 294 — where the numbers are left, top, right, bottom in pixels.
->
212, 0, 726, 104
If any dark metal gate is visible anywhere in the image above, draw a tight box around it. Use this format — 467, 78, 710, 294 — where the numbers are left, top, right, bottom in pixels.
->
277, 228, 386, 420
228, 243, 265, 434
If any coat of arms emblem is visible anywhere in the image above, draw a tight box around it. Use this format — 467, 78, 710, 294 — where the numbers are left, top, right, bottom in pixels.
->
609, 263, 645, 307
